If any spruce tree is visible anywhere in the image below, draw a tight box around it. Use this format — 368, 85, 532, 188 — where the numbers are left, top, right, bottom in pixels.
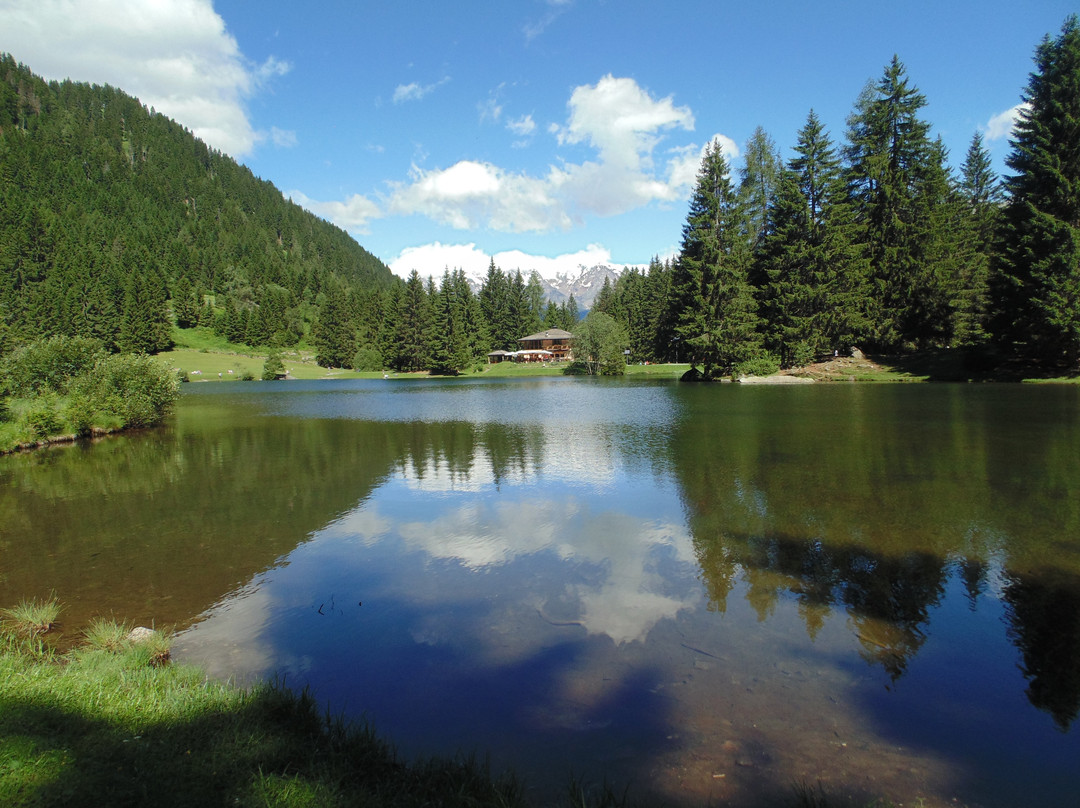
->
671, 140, 760, 378
991, 15, 1080, 364
393, 270, 431, 372
845, 57, 952, 351
760, 111, 867, 366
952, 132, 1002, 346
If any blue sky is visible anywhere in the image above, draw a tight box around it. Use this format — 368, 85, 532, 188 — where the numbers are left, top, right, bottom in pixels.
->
1, 0, 1076, 280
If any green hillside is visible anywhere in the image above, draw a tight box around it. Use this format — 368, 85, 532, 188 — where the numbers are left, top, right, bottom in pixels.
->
0, 54, 394, 356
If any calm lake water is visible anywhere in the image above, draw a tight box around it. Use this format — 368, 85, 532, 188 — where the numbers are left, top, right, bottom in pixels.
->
2, 378, 1079, 806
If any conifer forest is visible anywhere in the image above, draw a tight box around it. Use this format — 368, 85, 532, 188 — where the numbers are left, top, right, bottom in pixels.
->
2, 16, 1078, 379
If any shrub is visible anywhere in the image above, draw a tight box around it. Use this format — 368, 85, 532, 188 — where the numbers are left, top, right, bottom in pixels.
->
735, 354, 781, 378
562, 361, 591, 376
24, 398, 63, 439
64, 392, 97, 437
71, 354, 181, 429
352, 346, 383, 372
1, 335, 105, 396
262, 352, 286, 380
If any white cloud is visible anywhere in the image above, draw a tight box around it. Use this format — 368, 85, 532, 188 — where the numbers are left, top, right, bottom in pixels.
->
388, 242, 628, 282
388, 160, 571, 232
385, 76, 711, 232
0, 0, 289, 158
555, 75, 695, 171
392, 76, 450, 104
985, 103, 1028, 141
389, 242, 492, 279
288, 190, 382, 234
297, 75, 733, 244
507, 114, 536, 137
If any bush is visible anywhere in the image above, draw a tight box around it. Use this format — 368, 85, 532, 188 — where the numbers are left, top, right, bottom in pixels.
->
71, 354, 181, 429
24, 398, 63, 439
261, 352, 286, 380
1, 335, 105, 396
562, 361, 591, 376
64, 392, 97, 437
735, 354, 781, 378
352, 346, 383, 372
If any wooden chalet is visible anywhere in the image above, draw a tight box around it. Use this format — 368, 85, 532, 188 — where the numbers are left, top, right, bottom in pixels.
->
516, 328, 573, 361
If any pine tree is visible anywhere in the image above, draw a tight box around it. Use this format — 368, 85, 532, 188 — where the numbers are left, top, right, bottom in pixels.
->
738, 126, 783, 286
845, 57, 952, 351
952, 132, 1002, 346
760, 111, 867, 366
311, 285, 355, 368
991, 15, 1080, 364
670, 140, 760, 378
393, 270, 431, 371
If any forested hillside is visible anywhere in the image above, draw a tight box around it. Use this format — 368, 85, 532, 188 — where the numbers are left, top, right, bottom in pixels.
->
3, 15, 1078, 380
0, 55, 393, 356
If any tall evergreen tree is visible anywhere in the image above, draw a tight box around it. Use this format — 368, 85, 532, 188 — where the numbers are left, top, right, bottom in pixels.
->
393, 270, 431, 371
670, 140, 760, 378
991, 15, 1080, 364
952, 132, 1002, 346
311, 284, 355, 368
845, 58, 953, 351
738, 126, 783, 282
760, 111, 868, 366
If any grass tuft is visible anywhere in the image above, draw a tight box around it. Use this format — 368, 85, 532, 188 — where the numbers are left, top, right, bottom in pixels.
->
82, 617, 130, 653
0, 596, 62, 637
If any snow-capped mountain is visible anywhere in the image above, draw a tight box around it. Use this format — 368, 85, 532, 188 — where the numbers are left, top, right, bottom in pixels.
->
462, 264, 622, 311
541, 264, 621, 310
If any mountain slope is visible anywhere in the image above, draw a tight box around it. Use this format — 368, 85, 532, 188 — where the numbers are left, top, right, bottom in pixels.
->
0, 54, 394, 354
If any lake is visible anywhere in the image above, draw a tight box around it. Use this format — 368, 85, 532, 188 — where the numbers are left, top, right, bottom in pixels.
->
2, 378, 1078, 806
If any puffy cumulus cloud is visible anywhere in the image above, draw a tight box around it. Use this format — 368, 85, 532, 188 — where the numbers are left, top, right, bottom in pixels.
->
985, 103, 1028, 141
388, 160, 572, 233
288, 190, 382, 234
389, 242, 491, 279
555, 75, 694, 171
298, 76, 732, 241
0, 0, 288, 157
385, 77, 717, 232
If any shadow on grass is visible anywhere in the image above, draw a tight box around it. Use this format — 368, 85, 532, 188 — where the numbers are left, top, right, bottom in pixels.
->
872, 347, 1080, 382
0, 676, 524, 808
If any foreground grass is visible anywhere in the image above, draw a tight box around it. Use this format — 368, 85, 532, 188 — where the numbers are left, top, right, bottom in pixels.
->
1, 597, 907, 808
1, 634, 530, 807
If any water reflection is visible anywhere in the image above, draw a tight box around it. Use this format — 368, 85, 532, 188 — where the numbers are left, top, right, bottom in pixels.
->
3, 380, 1079, 806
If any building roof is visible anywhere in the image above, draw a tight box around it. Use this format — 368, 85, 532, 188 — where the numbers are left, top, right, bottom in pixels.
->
518, 329, 573, 342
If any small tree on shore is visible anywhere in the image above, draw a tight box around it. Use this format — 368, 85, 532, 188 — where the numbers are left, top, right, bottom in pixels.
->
570, 311, 629, 376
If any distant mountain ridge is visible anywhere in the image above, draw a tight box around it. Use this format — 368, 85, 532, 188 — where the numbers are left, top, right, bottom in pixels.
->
461, 263, 622, 311
540, 264, 621, 310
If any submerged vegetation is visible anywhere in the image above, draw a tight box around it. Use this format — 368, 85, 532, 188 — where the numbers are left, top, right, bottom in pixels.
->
0, 606, 530, 808
0, 601, 900, 808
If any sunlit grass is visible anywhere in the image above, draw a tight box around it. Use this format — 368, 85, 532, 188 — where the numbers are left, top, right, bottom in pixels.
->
0, 606, 572, 807
0, 596, 62, 637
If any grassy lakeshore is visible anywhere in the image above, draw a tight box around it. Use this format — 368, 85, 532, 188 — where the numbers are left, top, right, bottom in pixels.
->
1, 605, 904, 808
0, 615, 532, 808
